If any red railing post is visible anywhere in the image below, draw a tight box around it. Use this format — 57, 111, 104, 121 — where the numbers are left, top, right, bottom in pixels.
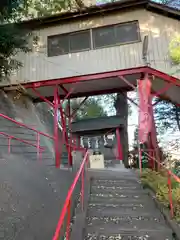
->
66, 199, 71, 240
54, 86, 60, 168
37, 133, 40, 160
53, 151, 88, 240
67, 99, 73, 166
58, 95, 70, 166
8, 137, 11, 154
168, 171, 174, 218
81, 166, 84, 211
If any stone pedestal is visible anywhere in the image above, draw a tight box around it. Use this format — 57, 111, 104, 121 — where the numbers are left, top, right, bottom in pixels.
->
72, 151, 83, 172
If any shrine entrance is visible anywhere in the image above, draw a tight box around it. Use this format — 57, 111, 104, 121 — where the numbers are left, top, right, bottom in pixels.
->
71, 116, 124, 168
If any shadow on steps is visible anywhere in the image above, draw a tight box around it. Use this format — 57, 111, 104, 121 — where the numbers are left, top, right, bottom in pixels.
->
0, 153, 78, 240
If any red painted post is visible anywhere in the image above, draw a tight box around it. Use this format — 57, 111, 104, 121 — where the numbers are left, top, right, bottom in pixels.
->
116, 128, 123, 160
81, 166, 84, 211
37, 133, 40, 160
168, 171, 174, 218
8, 137, 11, 154
149, 97, 160, 170
54, 86, 60, 168
58, 95, 71, 166
67, 99, 73, 166
66, 199, 71, 240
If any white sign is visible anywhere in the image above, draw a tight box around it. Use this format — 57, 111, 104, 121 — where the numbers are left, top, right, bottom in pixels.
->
89, 154, 105, 169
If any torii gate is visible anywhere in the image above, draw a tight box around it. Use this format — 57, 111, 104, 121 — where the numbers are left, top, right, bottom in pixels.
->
70, 115, 125, 165
16, 66, 180, 168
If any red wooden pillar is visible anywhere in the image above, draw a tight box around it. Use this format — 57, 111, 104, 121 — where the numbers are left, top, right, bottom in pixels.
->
54, 86, 60, 168
67, 99, 73, 166
149, 96, 161, 170
116, 128, 123, 160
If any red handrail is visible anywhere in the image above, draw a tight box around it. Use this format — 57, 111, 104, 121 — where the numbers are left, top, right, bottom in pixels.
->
0, 113, 54, 140
53, 151, 89, 240
0, 132, 44, 150
141, 150, 180, 218
0, 132, 45, 159
0, 112, 55, 160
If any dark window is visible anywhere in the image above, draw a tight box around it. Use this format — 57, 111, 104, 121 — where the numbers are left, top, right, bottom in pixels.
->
92, 21, 140, 49
47, 21, 140, 57
48, 30, 91, 57
69, 31, 91, 52
92, 26, 116, 48
115, 22, 139, 43
48, 34, 69, 57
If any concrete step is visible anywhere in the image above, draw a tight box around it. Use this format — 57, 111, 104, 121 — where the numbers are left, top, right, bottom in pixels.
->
91, 175, 139, 181
89, 195, 151, 204
90, 186, 146, 195
91, 179, 141, 188
87, 207, 163, 219
88, 202, 157, 210
85, 173, 174, 240
90, 192, 149, 201
86, 215, 166, 226
91, 185, 142, 191
90, 171, 137, 180
87, 203, 161, 217
84, 228, 173, 240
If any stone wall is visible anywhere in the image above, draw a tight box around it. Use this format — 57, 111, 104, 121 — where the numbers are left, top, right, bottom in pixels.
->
0, 90, 57, 164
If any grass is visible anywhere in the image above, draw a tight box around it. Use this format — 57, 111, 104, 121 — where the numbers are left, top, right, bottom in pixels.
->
141, 168, 180, 222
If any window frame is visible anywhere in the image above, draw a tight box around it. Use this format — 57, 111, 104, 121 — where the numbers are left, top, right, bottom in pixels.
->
47, 33, 69, 57
47, 21, 141, 57
47, 29, 91, 57
68, 30, 91, 53
92, 20, 141, 50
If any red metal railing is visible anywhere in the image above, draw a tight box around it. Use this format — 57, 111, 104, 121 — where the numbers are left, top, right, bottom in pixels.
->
53, 150, 89, 240
0, 113, 54, 160
0, 131, 45, 158
140, 149, 180, 219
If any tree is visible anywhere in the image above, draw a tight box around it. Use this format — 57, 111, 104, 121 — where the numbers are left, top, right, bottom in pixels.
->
133, 126, 138, 149
159, 0, 180, 8
20, 0, 86, 19
70, 97, 107, 120
153, 1, 180, 137
0, 0, 32, 82
154, 99, 180, 134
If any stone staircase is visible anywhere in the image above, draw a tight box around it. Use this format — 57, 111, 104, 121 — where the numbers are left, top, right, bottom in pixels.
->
84, 170, 174, 240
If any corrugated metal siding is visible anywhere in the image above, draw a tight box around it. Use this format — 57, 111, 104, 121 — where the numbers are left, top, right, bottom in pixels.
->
9, 9, 180, 85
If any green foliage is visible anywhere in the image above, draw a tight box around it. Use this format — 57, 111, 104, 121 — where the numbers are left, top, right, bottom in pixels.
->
0, 0, 87, 82
0, 0, 31, 81
23, 0, 70, 18
141, 169, 180, 221
158, 0, 180, 8
0, 24, 31, 81
21, 0, 85, 19
133, 126, 138, 149
169, 35, 180, 65
70, 98, 107, 120
154, 98, 180, 134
